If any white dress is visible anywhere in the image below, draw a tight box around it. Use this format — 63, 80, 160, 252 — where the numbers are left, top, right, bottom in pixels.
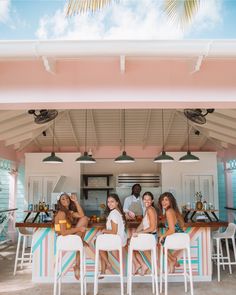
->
106, 209, 127, 247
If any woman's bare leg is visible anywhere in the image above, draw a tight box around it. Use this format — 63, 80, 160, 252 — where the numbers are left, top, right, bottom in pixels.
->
73, 217, 89, 279
73, 251, 81, 280
167, 251, 180, 272
100, 250, 111, 274
134, 251, 149, 275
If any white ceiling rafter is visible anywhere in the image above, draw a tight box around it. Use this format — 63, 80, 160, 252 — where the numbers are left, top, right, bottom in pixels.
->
7, 126, 46, 147
0, 122, 48, 141
89, 110, 98, 149
16, 111, 66, 151
175, 110, 227, 150
0, 115, 33, 133
48, 126, 60, 151
180, 126, 193, 151
207, 130, 236, 146
163, 110, 176, 148
0, 110, 27, 123
215, 109, 236, 118
142, 110, 152, 149
42, 56, 56, 74
207, 113, 236, 129
194, 126, 226, 151
202, 122, 236, 139
66, 111, 80, 150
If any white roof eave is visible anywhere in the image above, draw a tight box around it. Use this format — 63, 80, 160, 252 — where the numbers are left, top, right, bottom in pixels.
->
0, 40, 236, 59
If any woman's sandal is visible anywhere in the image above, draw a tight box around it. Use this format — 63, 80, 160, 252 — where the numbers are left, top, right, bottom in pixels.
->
141, 265, 149, 276
133, 265, 141, 275
73, 265, 80, 280
174, 258, 181, 268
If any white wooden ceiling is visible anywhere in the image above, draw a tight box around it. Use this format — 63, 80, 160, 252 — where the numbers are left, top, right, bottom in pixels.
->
0, 108, 235, 154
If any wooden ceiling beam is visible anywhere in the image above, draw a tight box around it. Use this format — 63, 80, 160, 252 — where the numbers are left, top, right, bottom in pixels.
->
163, 110, 176, 148
89, 110, 98, 149
142, 110, 152, 149
0, 110, 26, 123
202, 122, 236, 139
0, 115, 33, 133
66, 111, 80, 150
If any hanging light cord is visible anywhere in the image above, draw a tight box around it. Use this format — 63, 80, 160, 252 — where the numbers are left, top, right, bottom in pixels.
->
161, 109, 164, 152
123, 109, 126, 151
52, 119, 55, 153
85, 109, 87, 152
187, 117, 190, 152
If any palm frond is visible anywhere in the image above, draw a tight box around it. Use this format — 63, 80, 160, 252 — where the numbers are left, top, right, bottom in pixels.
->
66, 0, 115, 16
164, 0, 200, 27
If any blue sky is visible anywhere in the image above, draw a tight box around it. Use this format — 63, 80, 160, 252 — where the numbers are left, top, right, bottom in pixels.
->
0, 0, 236, 40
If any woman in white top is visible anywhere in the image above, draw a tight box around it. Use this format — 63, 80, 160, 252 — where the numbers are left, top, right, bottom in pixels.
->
100, 193, 127, 274
132, 191, 157, 275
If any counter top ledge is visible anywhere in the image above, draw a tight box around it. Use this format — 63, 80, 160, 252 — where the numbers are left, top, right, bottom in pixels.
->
15, 221, 228, 228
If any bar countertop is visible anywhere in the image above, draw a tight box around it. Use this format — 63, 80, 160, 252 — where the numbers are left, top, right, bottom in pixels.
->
15, 220, 228, 228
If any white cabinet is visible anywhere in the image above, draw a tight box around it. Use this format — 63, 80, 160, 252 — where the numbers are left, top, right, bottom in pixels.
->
28, 176, 58, 204
183, 174, 214, 205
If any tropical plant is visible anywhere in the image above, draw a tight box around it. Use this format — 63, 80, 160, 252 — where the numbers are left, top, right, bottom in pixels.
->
165, 0, 200, 27
67, 0, 113, 15
66, 0, 200, 26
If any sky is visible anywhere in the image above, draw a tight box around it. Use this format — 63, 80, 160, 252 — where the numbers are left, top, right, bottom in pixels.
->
0, 0, 236, 40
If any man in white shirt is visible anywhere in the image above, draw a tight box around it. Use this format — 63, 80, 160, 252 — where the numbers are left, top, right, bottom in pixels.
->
123, 184, 145, 220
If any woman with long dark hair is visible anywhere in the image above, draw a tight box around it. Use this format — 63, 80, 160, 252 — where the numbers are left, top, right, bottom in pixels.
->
100, 193, 127, 274
158, 192, 185, 272
54, 192, 88, 279
132, 191, 158, 275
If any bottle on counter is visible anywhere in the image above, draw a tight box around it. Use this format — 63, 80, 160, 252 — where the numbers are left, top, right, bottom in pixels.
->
203, 200, 208, 210
39, 201, 43, 211
42, 200, 46, 211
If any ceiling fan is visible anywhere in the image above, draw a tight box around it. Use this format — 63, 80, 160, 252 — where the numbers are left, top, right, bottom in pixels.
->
28, 109, 58, 124
184, 109, 214, 125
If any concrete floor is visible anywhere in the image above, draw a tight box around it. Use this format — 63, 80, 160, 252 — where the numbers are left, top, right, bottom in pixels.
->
0, 244, 236, 295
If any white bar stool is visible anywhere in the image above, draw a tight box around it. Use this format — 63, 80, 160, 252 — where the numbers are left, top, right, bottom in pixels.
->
94, 234, 124, 295
13, 227, 33, 275
160, 233, 193, 295
127, 234, 158, 295
53, 235, 87, 295
212, 223, 236, 282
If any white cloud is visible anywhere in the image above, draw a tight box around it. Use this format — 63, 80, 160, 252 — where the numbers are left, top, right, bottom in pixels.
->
188, 0, 223, 33
35, 0, 223, 40
0, 0, 11, 24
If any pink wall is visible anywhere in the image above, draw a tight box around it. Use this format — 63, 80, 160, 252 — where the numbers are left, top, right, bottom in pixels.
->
0, 141, 17, 161
1, 58, 236, 109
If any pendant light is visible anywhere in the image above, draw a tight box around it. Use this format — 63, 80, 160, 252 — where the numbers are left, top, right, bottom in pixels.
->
76, 110, 96, 164
115, 110, 135, 163
179, 117, 199, 163
43, 119, 63, 163
154, 109, 174, 163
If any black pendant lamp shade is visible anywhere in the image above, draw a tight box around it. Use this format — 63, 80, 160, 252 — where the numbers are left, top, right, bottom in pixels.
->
115, 110, 135, 163
153, 109, 174, 163
76, 110, 96, 164
179, 118, 199, 163
43, 119, 63, 164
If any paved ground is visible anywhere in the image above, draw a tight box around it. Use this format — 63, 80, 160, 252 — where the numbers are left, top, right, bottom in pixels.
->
0, 244, 236, 295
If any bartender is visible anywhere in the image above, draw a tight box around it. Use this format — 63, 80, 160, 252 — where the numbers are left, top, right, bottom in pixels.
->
123, 183, 145, 220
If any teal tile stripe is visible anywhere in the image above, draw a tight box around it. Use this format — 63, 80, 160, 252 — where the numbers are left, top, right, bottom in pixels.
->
85, 227, 96, 241
62, 252, 75, 273
32, 228, 51, 253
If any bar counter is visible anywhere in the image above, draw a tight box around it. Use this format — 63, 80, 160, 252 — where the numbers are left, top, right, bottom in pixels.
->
15, 220, 228, 283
